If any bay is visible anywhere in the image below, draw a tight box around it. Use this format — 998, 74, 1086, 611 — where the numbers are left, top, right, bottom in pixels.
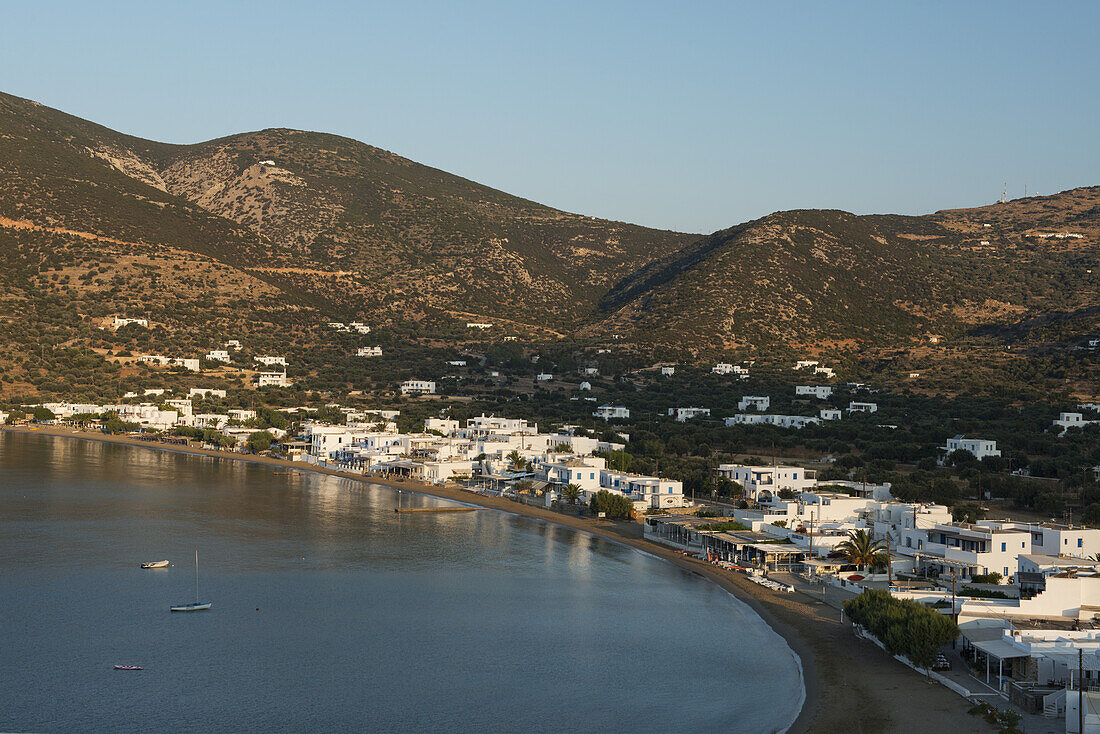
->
0, 432, 803, 733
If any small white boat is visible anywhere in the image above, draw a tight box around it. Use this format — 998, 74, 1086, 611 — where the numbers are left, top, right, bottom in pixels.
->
141, 560, 169, 569
170, 602, 212, 612
170, 550, 211, 612
114, 664, 143, 671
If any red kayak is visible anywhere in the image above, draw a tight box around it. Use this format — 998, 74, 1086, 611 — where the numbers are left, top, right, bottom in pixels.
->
114, 665, 143, 671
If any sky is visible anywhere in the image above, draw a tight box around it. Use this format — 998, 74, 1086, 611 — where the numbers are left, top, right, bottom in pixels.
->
2, 2, 1098, 234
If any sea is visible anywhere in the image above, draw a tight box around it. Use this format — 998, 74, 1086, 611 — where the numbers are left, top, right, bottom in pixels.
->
0, 431, 804, 733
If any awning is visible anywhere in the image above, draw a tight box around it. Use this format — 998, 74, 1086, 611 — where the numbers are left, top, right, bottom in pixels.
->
972, 639, 1029, 660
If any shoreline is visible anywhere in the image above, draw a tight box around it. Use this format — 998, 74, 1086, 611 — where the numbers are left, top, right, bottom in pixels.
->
2, 425, 991, 733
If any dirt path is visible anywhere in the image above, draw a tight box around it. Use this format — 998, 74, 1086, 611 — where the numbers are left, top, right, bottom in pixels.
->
2, 425, 993, 733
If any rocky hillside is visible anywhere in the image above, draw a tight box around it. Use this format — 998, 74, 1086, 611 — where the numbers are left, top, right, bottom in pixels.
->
0, 89, 1095, 377
588, 191, 1099, 354
0, 91, 692, 330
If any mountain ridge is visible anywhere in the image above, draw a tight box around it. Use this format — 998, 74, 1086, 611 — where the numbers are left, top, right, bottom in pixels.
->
1, 90, 1096, 366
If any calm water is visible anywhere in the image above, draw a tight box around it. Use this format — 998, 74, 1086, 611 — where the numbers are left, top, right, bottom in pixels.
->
0, 432, 803, 733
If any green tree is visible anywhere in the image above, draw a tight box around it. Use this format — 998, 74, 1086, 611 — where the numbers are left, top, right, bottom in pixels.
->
589, 489, 634, 520
247, 431, 274, 453
33, 406, 55, 422
836, 529, 887, 571
562, 483, 582, 505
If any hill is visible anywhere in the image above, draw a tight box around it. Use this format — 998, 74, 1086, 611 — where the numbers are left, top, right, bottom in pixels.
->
0, 91, 692, 331
588, 190, 1099, 355
0, 90, 1095, 400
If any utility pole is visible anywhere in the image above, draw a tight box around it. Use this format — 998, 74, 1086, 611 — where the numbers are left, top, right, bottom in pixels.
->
886, 535, 893, 590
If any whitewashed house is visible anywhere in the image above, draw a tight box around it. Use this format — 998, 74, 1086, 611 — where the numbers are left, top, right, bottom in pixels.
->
447, 360, 467, 367
400, 380, 436, 395
256, 372, 291, 388
725, 414, 820, 429
189, 388, 227, 399
718, 464, 818, 502
795, 385, 833, 399
848, 401, 878, 413
356, 347, 382, 357
660, 366, 675, 376
794, 360, 819, 370
738, 396, 770, 412
254, 356, 287, 367
579, 381, 592, 391
112, 317, 148, 329
820, 408, 842, 420
206, 349, 231, 363
669, 407, 710, 422
1053, 412, 1099, 436
466, 322, 493, 329
593, 404, 630, 421
536, 373, 553, 381
940, 435, 1001, 462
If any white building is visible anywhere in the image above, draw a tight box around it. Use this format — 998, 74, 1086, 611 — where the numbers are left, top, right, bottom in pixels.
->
228, 409, 256, 422
593, 404, 630, 421
814, 366, 835, 378
669, 407, 710, 422
820, 408, 842, 420
254, 356, 287, 367
794, 360, 819, 370
466, 322, 493, 329
112, 317, 148, 329
600, 469, 686, 509
660, 366, 675, 376
582, 367, 599, 376
447, 360, 467, 367
578, 381, 592, 391
189, 388, 227, 399
738, 396, 770, 412
400, 380, 436, 395
795, 385, 833, 399
225, 340, 242, 351
1053, 412, 1099, 436
941, 435, 1001, 462
713, 363, 749, 378
356, 347, 382, 357
138, 355, 200, 372
206, 349, 231, 363
256, 371, 291, 388
349, 322, 371, 334
848, 401, 878, 413
725, 414, 820, 429
536, 373, 553, 381
544, 458, 605, 493
718, 464, 818, 502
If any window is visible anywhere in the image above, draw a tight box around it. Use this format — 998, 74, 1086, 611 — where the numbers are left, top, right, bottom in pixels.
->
1001, 543, 1006, 552
1079, 539, 1084, 548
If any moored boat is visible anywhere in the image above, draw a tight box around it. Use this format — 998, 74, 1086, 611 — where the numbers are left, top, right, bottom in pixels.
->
170, 550, 211, 612
170, 602, 212, 612
141, 560, 169, 569
114, 665, 143, 670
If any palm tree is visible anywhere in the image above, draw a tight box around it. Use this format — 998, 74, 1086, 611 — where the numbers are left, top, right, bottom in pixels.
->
837, 529, 887, 572
507, 449, 524, 472
562, 483, 582, 506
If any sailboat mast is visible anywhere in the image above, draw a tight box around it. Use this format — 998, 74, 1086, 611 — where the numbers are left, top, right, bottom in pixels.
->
195, 549, 199, 602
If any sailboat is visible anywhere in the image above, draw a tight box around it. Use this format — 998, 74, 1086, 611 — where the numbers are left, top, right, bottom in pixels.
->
170, 550, 212, 612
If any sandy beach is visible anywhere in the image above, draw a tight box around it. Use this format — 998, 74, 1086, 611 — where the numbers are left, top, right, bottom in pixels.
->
2, 425, 992, 733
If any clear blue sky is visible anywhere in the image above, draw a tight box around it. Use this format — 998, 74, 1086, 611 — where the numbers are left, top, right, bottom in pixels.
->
3, 2, 1098, 233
